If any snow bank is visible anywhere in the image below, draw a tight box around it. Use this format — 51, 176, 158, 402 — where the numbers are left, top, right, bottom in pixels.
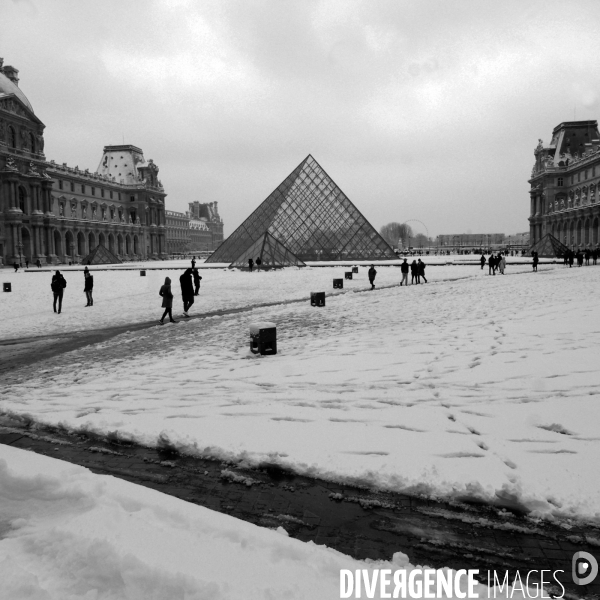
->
0, 444, 528, 599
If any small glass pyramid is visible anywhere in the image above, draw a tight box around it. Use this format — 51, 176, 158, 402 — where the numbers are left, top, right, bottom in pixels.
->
230, 232, 306, 269
207, 155, 396, 263
530, 233, 570, 258
82, 244, 122, 265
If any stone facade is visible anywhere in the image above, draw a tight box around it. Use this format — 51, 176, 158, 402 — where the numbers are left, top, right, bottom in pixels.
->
0, 59, 167, 266
437, 233, 505, 248
165, 202, 224, 255
529, 120, 600, 249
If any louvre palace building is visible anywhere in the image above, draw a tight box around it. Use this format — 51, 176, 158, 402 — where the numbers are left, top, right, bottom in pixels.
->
0, 58, 168, 265
529, 120, 600, 249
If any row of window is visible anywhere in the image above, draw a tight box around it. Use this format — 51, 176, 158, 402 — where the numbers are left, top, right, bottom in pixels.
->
4, 125, 37, 154
556, 166, 600, 187
55, 180, 139, 204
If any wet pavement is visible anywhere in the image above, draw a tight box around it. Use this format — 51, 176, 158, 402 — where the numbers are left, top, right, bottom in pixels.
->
1, 423, 598, 598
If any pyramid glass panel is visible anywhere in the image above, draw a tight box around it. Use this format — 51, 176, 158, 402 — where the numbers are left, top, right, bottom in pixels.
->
229, 232, 306, 269
207, 155, 396, 263
82, 244, 122, 265
530, 233, 570, 258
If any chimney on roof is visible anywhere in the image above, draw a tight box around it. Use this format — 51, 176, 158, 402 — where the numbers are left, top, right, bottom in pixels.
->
2, 64, 20, 86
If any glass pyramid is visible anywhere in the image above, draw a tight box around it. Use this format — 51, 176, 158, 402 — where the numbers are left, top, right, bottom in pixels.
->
82, 244, 122, 265
530, 233, 570, 258
207, 155, 396, 263
230, 232, 306, 269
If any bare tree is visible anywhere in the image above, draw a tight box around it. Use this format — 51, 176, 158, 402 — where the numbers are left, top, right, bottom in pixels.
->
379, 222, 413, 248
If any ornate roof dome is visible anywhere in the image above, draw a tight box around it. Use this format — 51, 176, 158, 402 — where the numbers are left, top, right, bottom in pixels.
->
0, 70, 33, 112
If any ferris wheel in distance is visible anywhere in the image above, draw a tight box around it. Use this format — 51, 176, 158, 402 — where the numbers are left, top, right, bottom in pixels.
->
400, 219, 429, 249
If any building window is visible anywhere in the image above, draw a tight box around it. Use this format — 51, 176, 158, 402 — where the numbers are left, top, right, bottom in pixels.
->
81, 184, 86, 193
594, 166, 597, 177
130, 195, 135, 202
91, 187, 95, 196
70, 182, 75, 192
118, 193, 121, 201
110, 190, 113, 199
557, 177, 563, 187
585, 170, 589, 180
58, 180, 63, 190
570, 175, 574, 184
578, 172, 581, 182
8, 126, 16, 148
101, 188, 105, 198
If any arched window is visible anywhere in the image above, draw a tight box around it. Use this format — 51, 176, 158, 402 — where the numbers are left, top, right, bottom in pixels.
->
29, 132, 36, 154
8, 126, 16, 149
18, 188, 27, 214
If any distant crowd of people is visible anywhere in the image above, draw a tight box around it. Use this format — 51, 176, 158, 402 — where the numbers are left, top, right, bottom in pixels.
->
562, 248, 599, 267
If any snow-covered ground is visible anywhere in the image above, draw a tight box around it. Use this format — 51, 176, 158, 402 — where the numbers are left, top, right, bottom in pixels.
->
3, 262, 600, 526
1, 260, 543, 340
1, 443, 531, 600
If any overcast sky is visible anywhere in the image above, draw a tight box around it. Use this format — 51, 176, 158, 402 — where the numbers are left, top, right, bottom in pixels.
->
3, 0, 600, 238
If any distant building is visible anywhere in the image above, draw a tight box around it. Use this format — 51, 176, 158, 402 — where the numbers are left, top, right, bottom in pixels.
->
0, 58, 167, 265
165, 210, 189, 254
436, 233, 505, 248
165, 202, 224, 255
529, 120, 600, 249
188, 201, 223, 251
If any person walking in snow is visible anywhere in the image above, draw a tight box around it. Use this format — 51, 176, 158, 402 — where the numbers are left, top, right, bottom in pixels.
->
180, 268, 195, 317
36, 259, 41, 268
368, 264, 377, 290
159, 277, 177, 324
480, 254, 486, 270
84, 270, 94, 306
192, 268, 202, 296
13, 262, 18, 273
51, 270, 67, 314
256, 256, 262, 270
410, 260, 418, 284
417, 259, 427, 283
400, 259, 409, 286
488, 254, 496, 275
248, 258, 254, 272
532, 251, 539, 272
191, 256, 196, 269
499, 254, 506, 275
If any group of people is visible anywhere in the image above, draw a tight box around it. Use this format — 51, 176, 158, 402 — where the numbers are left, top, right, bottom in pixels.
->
479, 253, 508, 275
399, 258, 427, 285
247, 257, 262, 272
158, 264, 202, 324
50, 268, 94, 313
562, 248, 598, 267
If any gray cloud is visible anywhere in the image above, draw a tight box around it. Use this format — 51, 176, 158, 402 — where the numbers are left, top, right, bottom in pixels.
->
3, 0, 600, 237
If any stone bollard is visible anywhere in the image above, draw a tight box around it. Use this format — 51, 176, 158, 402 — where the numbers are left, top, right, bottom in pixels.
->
333, 279, 343, 289
310, 292, 325, 307
140, 270, 146, 276
250, 322, 277, 355
352, 266, 358, 273
3, 282, 11, 292
345, 272, 353, 280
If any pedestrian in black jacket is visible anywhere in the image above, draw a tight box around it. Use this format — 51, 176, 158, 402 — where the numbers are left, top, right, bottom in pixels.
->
159, 277, 177, 324
192, 268, 202, 296
480, 254, 486, 270
51, 270, 67, 313
400, 259, 409, 286
417, 259, 427, 283
248, 258, 254, 272
180, 268, 195, 317
410, 260, 418, 284
368, 265, 377, 290
84, 271, 94, 306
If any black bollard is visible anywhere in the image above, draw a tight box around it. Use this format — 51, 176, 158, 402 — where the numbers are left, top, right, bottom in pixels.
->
333, 279, 343, 289
310, 292, 325, 307
3, 282, 11, 292
250, 322, 277, 355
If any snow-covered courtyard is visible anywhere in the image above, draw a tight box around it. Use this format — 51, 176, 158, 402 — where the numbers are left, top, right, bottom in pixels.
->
2, 260, 599, 529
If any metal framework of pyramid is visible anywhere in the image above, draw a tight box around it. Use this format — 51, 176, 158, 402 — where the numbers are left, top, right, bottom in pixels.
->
230, 232, 306, 269
207, 155, 396, 263
530, 233, 570, 258
82, 244, 122, 265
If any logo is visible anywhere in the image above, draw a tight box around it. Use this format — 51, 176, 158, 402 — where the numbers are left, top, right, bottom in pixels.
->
573, 552, 598, 586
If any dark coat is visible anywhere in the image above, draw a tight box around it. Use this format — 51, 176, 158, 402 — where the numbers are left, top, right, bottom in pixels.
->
368, 267, 377, 281
84, 276, 94, 292
160, 284, 173, 308
418, 261, 426, 275
400, 262, 409, 273
193, 270, 201, 285
51, 274, 66, 292
180, 270, 194, 296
